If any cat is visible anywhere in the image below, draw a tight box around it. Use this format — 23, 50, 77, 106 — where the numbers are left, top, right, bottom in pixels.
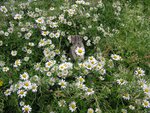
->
70, 35, 85, 61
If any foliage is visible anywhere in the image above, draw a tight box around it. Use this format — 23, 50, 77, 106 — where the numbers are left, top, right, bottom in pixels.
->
0, 0, 150, 113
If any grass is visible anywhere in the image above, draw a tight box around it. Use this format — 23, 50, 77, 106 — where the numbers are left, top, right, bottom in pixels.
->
0, 0, 150, 113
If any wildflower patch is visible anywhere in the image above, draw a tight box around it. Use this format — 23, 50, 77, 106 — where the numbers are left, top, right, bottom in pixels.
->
0, 0, 150, 113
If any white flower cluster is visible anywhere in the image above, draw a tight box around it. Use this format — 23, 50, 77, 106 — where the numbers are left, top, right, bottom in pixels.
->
4, 73, 39, 113
0, 0, 149, 113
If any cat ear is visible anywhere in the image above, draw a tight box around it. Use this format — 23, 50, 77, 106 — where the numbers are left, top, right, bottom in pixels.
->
71, 35, 82, 44
71, 36, 76, 44
78, 37, 82, 42
75, 35, 82, 42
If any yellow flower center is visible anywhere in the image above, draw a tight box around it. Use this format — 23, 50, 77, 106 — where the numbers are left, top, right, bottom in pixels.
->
47, 62, 51, 66
60, 66, 64, 69
138, 70, 142, 74
79, 78, 83, 82
113, 56, 117, 59
16, 61, 20, 65
144, 102, 149, 106
38, 19, 42, 22
70, 104, 76, 109
87, 89, 92, 92
0, 80, 3, 87
78, 49, 83, 53
88, 110, 93, 113
87, 65, 91, 68
22, 74, 27, 78
20, 91, 24, 95
144, 88, 149, 93
2, 8, 6, 11
120, 80, 124, 83
25, 82, 29, 86
24, 107, 29, 111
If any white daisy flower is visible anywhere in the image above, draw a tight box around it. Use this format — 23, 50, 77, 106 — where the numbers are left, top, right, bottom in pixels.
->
99, 76, 105, 80
2, 67, 9, 72
34, 63, 41, 70
58, 79, 67, 89
24, 57, 30, 62
121, 109, 127, 113
84, 62, 93, 70
67, 9, 76, 16
87, 108, 94, 113
76, 0, 86, 5
89, 59, 98, 66
95, 62, 104, 70
46, 71, 52, 77
59, 64, 66, 71
116, 79, 127, 85
32, 75, 39, 82
60, 70, 68, 78
49, 7, 55, 11
20, 72, 29, 80
16, 81, 23, 89
28, 42, 35, 47
14, 14, 22, 20
75, 47, 85, 56
41, 31, 49, 36
129, 105, 135, 110
99, 68, 106, 75
83, 36, 88, 41
49, 32, 55, 38
22, 105, 32, 113
69, 101, 77, 112
58, 100, 66, 107
65, 62, 73, 69
76, 82, 86, 89
14, 59, 21, 67
143, 84, 150, 95
36, 17, 45, 24
31, 83, 38, 92
7, 27, 14, 33
134, 67, 145, 77
48, 77, 56, 86
45, 60, 55, 68
78, 62, 84, 68
143, 100, 150, 108
54, 32, 60, 38
23, 80, 32, 90
85, 88, 95, 96
95, 108, 101, 113
0, 6, 8, 13
4, 89, 11, 96
46, 39, 52, 45
4, 32, 9, 36
41, 25, 46, 30
138, 79, 146, 87
10, 84, 16, 92
17, 89, 27, 98
0, 60, 5, 67
11, 50, 17, 56
111, 54, 122, 61
86, 40, 91, 46
99, 57, 106, 65
38, 38, 46, 47
20, 101, 25, 106
122, 93, 130, 100
77, 76, 85, 83
27, 49, 32, 54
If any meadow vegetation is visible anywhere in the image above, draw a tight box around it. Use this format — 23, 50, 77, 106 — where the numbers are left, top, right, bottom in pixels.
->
0, 0, 150, 113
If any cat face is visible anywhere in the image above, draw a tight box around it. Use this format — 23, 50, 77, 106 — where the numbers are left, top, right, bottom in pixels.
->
71, 35, 82, 45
